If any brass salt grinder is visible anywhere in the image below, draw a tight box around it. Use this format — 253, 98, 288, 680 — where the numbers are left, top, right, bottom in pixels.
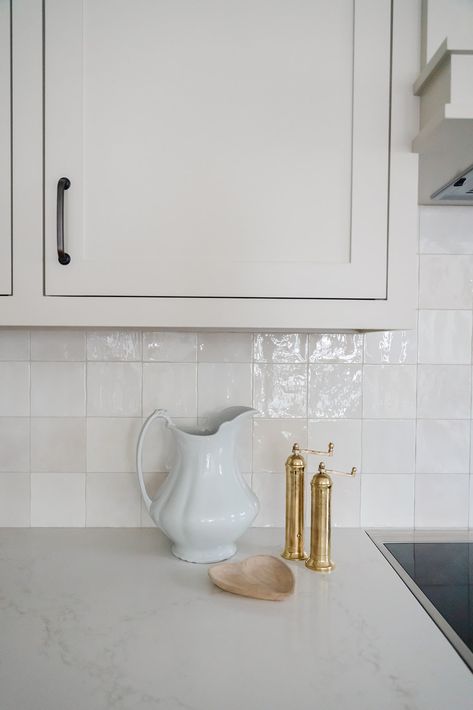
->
282, 443, 357, 572
305, 461, 357, 572
281, 442, 334, 561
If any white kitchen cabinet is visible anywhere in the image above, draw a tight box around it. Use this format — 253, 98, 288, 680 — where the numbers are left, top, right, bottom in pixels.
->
0, 0, 11, 295
45, 0, 389, 300
5, 0, 419, 329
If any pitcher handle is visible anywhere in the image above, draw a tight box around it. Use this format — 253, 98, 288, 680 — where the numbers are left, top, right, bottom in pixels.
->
136, 409, 172, 512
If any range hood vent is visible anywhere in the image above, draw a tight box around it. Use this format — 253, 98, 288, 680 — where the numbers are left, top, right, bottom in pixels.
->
431, 164, 473, 202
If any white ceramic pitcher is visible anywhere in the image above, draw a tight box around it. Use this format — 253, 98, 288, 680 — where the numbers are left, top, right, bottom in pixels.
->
136, 406, 259, 563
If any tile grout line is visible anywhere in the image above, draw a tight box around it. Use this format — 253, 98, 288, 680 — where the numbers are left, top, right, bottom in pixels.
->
305, 334, 309, 449
250, 332, 255, 492
249, 334, 254, 490
468, 303, 473, 529
413, 297, 420, 530
413, 214, 421, 531
28, 328, 32, 527
359, 333, 365, 527
139, 329, 144, 527
195, 332, 199, 423
84, 329, 89, 528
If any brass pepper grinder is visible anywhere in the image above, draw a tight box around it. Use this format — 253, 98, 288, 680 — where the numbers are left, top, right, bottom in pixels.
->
305, 462, 357, 573
281, 442, 334, 561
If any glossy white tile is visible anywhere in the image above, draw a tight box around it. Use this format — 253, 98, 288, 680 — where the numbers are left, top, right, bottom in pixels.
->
470, 421, 473, 474
253, 419, 308, 473
0, 362, 29, 416
143, 363, 197, 418
0, 418, 29, 472
198, 332, 252, 362
331, 473, 361, 527
86, 473, 141, 527
87, 418, 142, 473
87, 362, 141, 417
361, 475, 415, 527
308, 419, 362, 473
0, 474, 30, 526
253, 364, 307, 418
31, 473, 86, 527
418, 310, 472, 364
363, 365, 417, 419
419, 255, 473, 309
198, 363, 252, 419
0, 329, 29, 360
362, 420, 416, 474
235, 417, 253, 474
364, 330, 417, 364
470, 482, 473, 528
31, 417, 86, 473
254, 333, 308, 363
417, 365, 471, 419
420, 206, 473, 255
308, 333, 363, 363
87, 330, 141, 361
309, 365, 362, 418
251, 473, 285, 527
4, 309, 473, 531
415, 474, 469, 527
31, 329, 86, 361
416, 420, 470, 474
142, 331, 197, 362
31, 362, 85, 417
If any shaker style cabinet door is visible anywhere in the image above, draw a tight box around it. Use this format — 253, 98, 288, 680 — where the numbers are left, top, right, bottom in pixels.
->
0, 0, 11, 295
44, 0, 391, 299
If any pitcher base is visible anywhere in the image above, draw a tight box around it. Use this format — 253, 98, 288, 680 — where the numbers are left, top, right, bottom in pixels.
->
171, 543, 237, 564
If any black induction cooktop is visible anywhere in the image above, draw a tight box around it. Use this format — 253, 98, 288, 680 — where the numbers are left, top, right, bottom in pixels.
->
377, 540, 473, 672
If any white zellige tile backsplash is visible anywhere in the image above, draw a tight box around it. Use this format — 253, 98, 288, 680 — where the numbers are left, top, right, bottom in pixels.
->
1, 206, 473, 528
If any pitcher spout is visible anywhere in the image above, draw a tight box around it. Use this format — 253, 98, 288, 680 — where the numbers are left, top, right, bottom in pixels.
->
205, 406, 258, 435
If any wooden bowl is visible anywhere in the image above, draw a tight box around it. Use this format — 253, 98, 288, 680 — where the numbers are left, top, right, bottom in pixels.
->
209, 554, 295, 601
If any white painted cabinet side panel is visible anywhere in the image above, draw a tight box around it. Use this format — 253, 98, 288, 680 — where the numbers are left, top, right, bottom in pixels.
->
0, 0, 11, 295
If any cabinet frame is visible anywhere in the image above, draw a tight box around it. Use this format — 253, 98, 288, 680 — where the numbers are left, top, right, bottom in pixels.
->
2, 0, 419, 330
0, 0, 12, 296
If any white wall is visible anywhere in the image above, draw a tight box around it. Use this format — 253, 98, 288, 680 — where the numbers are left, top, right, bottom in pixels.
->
0, 205, 473, 528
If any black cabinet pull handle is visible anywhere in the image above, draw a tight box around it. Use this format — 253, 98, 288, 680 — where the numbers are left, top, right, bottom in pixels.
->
57, 177, 71, 265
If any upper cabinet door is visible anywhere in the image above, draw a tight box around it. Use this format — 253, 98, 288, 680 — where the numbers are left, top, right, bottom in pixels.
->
44, 0, 391, 299
0, 0, 11, 295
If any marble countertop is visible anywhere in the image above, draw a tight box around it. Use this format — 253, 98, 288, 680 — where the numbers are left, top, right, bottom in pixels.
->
0, 528, 472, 710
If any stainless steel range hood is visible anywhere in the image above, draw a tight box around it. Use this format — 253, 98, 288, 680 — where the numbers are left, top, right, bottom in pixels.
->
431, 164, 473, 202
